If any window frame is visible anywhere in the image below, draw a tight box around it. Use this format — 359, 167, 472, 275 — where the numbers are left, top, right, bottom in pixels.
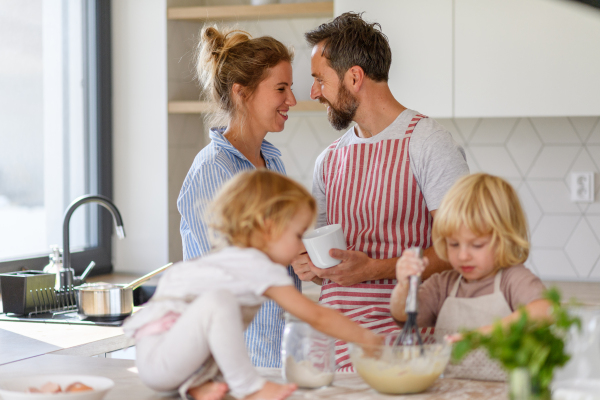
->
0, 0, 113, 277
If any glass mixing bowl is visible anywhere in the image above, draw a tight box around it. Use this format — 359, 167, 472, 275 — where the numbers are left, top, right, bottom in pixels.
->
349, 336, 451, 394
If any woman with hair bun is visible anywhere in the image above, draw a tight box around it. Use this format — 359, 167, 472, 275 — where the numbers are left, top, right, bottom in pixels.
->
176, 26, 300, 369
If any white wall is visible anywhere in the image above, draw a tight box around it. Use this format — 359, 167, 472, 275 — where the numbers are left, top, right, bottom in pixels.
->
112, 0, 169, 273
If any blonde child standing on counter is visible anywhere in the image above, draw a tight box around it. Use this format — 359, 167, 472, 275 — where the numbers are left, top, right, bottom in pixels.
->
124, 170, 382, 400
390, 173, 551, 380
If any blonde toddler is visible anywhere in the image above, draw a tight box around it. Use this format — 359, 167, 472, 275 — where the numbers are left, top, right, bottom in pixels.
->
124, 170, 382, 400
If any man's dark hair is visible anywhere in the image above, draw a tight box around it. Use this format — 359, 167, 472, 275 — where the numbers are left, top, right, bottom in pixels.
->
305, 12, 392, 82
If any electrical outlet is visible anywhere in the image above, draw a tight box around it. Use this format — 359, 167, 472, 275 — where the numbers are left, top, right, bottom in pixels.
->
570, 172, 595, 202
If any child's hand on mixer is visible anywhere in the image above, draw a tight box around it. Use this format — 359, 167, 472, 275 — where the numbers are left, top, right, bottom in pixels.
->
391, 248, 427, 322
396, 248, 428, 284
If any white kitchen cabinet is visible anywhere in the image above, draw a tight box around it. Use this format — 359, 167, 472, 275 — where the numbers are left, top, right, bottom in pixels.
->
334, 0, 453, 118
335, 0, 600, 117
455, 0, 600, 117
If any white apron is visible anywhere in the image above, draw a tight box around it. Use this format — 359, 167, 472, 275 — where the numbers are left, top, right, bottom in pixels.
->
434, 270, 510, 381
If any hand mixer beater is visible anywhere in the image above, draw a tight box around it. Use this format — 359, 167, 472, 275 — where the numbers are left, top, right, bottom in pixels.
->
392, 247, 425, 355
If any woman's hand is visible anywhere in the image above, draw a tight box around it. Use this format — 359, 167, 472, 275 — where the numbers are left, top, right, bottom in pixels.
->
395, 248, 429, 284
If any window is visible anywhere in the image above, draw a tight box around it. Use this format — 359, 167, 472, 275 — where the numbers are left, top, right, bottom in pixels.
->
0, 0, 112, 275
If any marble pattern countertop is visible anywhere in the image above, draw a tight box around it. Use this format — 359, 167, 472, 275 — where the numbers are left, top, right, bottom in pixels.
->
0, 355, 507, 400
261, 368, 507, 400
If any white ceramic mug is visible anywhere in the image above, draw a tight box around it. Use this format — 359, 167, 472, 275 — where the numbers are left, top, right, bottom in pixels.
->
302, 224, 346, 269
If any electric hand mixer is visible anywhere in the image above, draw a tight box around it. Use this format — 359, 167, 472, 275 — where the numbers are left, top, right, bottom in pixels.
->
392, 247, 425, 355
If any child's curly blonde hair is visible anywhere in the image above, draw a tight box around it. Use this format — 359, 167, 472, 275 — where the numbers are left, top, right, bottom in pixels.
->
208, 170, 316, 251
432, 173, 530, 269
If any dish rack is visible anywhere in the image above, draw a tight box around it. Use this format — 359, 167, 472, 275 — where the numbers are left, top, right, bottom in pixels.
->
0, 271, 78, 316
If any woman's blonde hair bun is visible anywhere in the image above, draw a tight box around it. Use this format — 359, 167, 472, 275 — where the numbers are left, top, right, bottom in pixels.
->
195, 25, 294, 126
197, 27, 251, 97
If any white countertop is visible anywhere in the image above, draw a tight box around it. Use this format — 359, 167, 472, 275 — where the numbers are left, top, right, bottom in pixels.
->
0, 320, 132, 365
0, 354, 507, 400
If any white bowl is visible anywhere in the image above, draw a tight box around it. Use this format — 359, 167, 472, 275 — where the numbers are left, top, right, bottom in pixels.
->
0, 375, 114, 400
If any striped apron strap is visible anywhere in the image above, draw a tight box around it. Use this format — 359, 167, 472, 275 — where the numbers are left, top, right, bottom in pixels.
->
320, 114, 432, 370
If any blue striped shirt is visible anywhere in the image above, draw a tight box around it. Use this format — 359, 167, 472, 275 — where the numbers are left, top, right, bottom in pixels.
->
177, 127, 302, 368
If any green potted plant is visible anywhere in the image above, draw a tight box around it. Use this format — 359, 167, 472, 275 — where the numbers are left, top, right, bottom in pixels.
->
451, 288, 581, 400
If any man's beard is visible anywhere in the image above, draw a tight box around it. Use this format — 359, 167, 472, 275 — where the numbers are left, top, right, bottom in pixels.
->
320, 83, 359, 131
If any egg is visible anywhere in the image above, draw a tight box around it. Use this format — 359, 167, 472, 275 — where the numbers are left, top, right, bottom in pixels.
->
65, 382, 94, 392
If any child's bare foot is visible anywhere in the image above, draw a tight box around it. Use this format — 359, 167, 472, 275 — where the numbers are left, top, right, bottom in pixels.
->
244, 381, 297, 400
188, 381, 228, 400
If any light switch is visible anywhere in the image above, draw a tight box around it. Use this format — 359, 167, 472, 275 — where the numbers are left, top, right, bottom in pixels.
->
570, 172, 595, 202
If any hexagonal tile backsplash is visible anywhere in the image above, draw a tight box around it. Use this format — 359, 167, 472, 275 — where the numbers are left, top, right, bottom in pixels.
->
170, 113, 600, 282
267, 114, 600, 281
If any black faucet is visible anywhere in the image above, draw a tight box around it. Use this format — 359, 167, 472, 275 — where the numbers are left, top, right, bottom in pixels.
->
61, 195, 126, 288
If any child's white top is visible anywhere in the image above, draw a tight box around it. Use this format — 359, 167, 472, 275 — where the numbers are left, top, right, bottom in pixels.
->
122, 246, 294, 337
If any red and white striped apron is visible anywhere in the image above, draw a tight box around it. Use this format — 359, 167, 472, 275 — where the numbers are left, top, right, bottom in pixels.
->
319, 114, 433, 370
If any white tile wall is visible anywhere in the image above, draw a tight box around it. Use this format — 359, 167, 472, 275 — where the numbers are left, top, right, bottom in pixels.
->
505, 119, 542, 175
266, 112, 341, 190
565, 219, 600, 277
527, 146, 581, 179
268, 115, 600, 282
532, 250, 579, 280
531, 118, 582, 145
469, 118, 517, 145
166, 1, 600, 281
589, 124, 600, 144
517, 184, 543, 230
528, 181, 580, 214
470, 146, 522, 179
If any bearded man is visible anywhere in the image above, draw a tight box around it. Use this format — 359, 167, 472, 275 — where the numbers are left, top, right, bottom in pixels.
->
291, 12, 470, 370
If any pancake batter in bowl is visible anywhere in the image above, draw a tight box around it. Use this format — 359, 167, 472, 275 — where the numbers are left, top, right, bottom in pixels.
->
351, 343, 450, 394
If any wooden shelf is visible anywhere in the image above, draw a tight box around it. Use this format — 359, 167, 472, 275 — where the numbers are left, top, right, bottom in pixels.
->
168, 100, 325, 114
168, 101, 215, 114
167, 1, 333, 21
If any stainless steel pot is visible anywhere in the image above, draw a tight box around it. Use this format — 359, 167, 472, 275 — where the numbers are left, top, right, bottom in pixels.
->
74, 263, 173, 320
